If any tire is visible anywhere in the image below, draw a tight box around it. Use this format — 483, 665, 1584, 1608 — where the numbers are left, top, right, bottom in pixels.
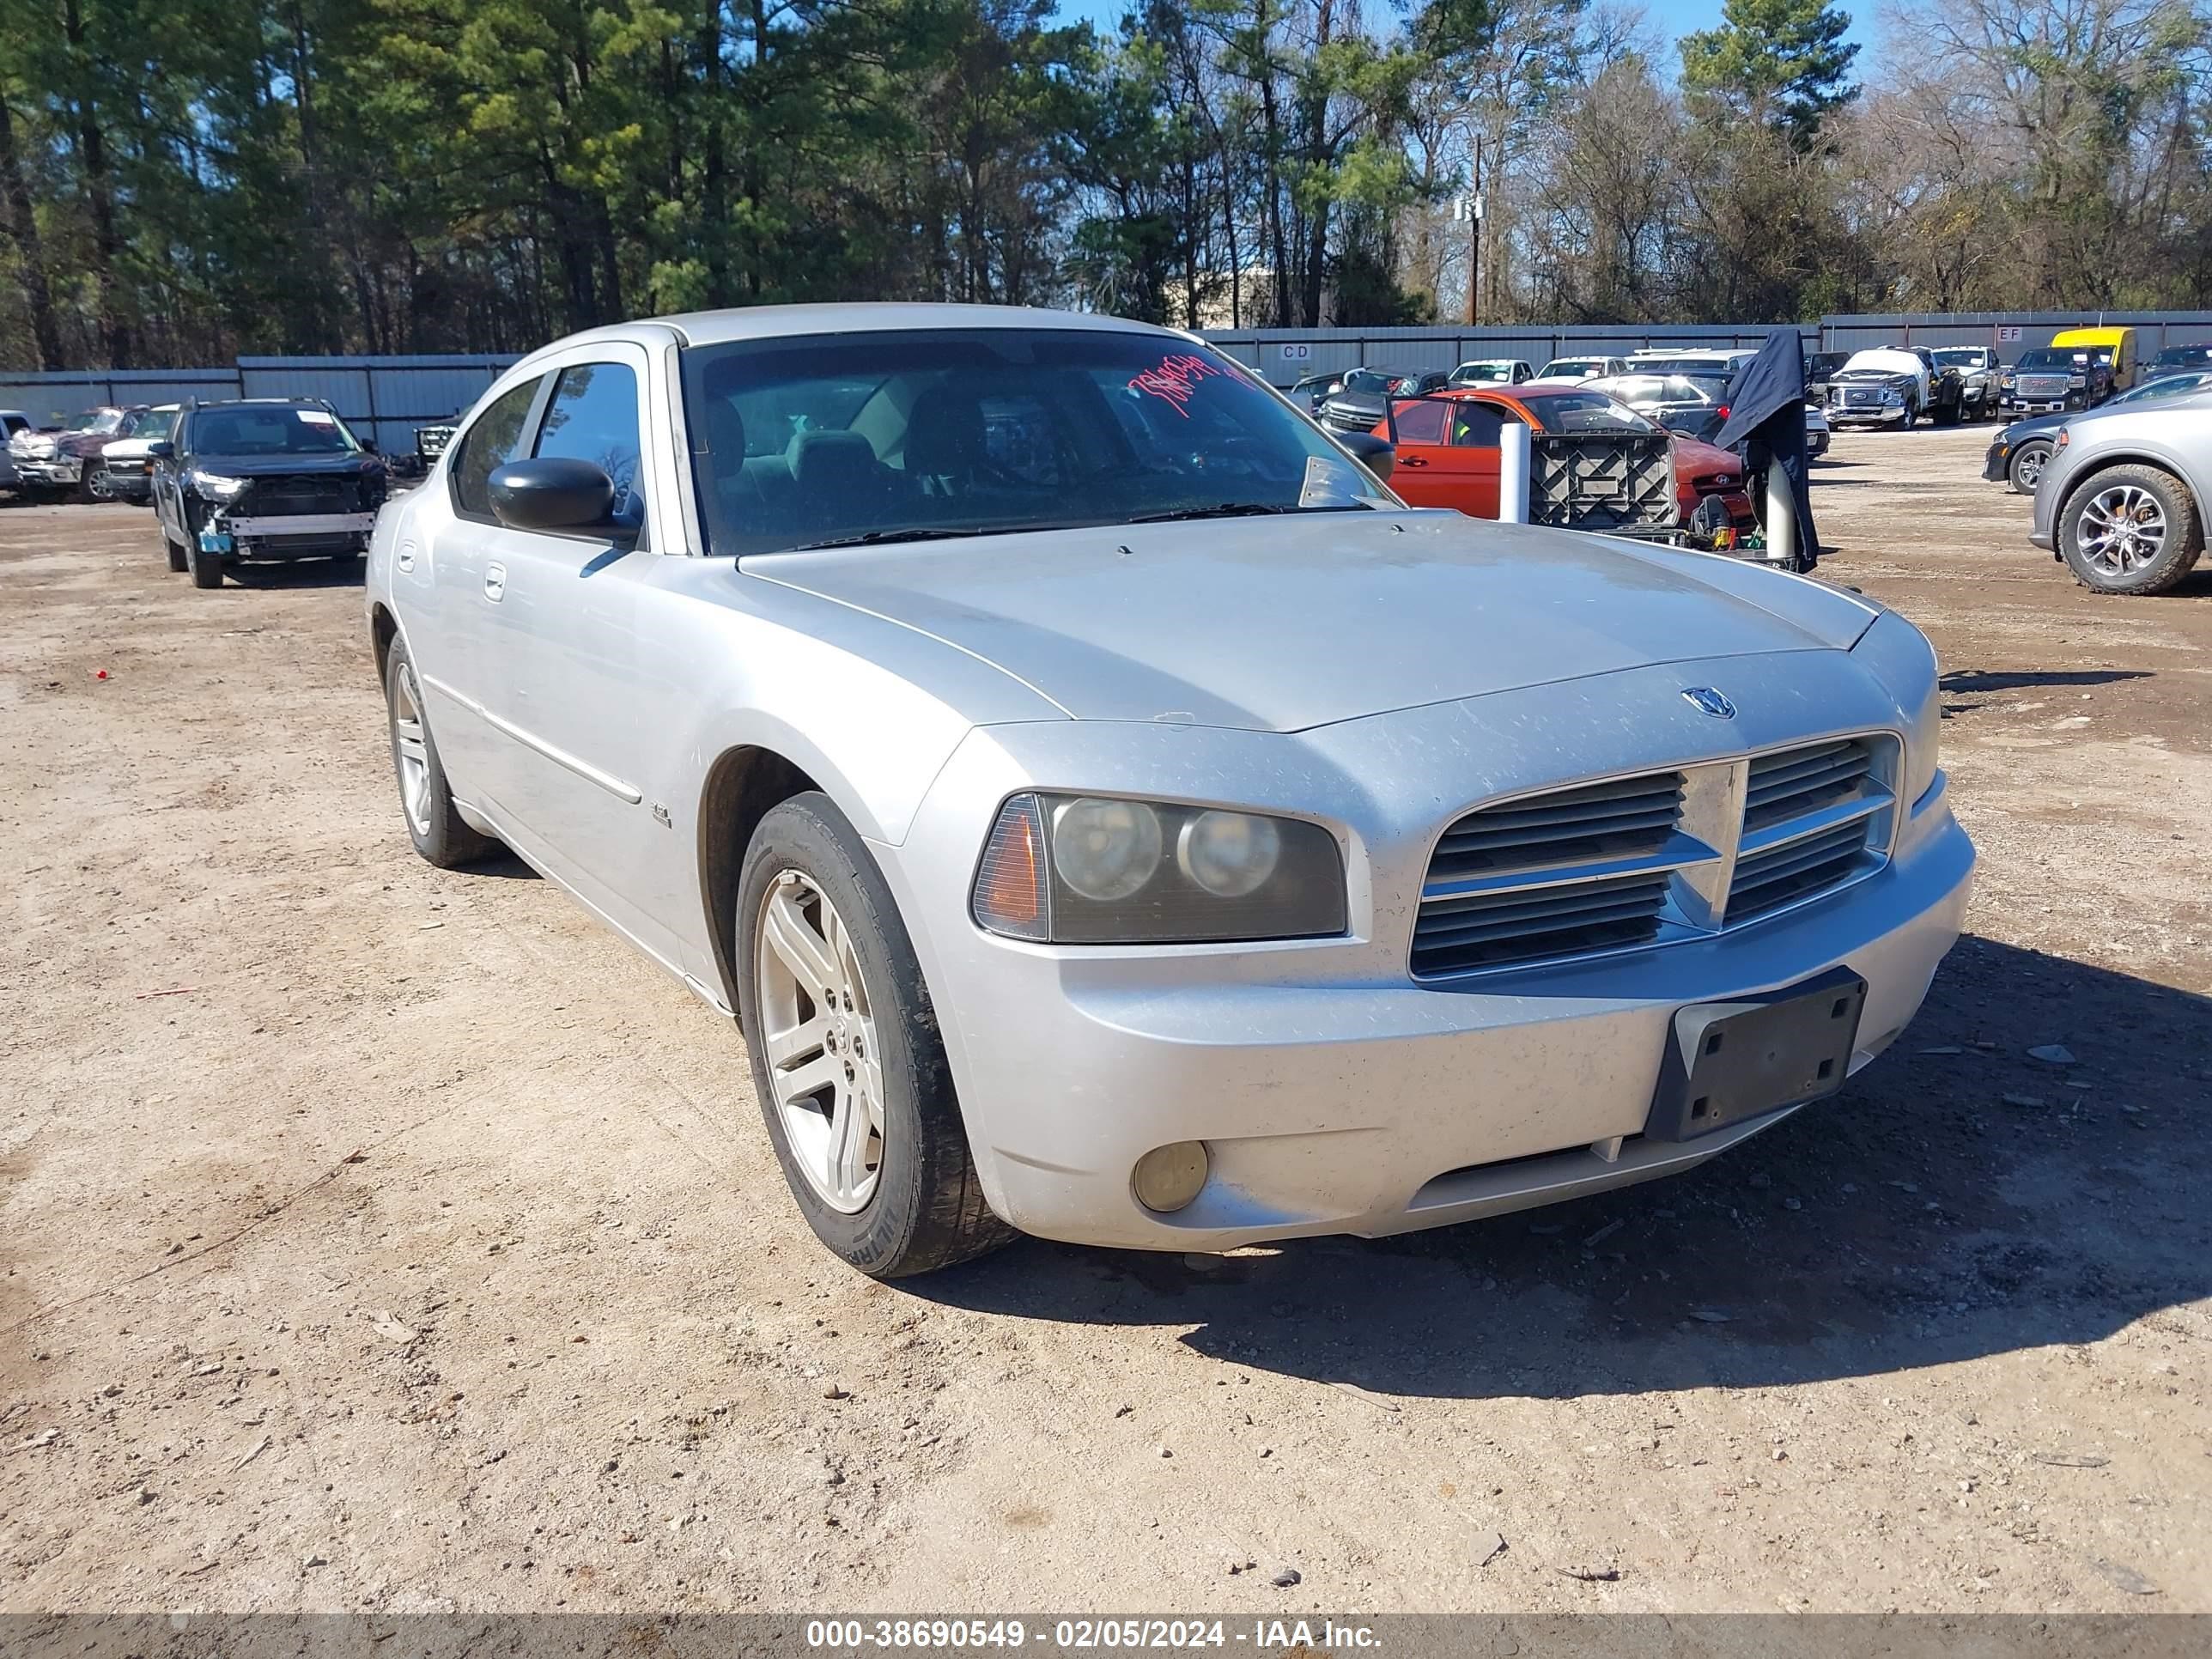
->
186, 538, 225, 587
162, 526, 188, 572
2058, 463, 2204, 596
1901, 398, 1918, 429
736, 792, 1012, 1278
384, 636, 495, 867
2007, 441, 2052, 495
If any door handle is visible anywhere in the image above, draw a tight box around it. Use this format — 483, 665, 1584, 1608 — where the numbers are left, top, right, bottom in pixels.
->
397, 540, 416, 573
1398, 455, 1429, 468
483, 562, 506, 602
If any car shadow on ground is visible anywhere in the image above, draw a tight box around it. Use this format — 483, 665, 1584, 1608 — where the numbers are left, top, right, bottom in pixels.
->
914, 936, 2209, 1401
221, 557, 365, 591
1942, 669, 2151, 699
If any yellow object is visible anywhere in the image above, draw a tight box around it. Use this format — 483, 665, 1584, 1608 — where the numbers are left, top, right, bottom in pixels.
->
2051, 326, 2137, 390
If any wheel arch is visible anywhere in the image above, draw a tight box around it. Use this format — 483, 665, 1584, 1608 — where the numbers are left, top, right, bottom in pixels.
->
370, 602, 400, 689
696, 744, 829, 1017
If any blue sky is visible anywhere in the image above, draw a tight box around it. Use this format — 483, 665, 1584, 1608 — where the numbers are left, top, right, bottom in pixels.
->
1048, 1, 1880, 72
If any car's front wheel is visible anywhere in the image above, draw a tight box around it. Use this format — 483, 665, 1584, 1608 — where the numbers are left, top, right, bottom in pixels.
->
2059, 463, 2204, 596
737, 793, 1012, 1279
2008, 441, 2051, 495
384, 638, 495, 866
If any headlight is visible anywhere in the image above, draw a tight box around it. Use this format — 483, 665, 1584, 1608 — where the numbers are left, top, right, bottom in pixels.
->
1881, 388, 1903, 404
973, 793, 1346, 944
190, 471, 249, 501
2069, 374, 2087, 387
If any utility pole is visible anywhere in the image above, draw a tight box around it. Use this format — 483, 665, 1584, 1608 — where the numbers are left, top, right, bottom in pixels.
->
1464, 146, 1484, 328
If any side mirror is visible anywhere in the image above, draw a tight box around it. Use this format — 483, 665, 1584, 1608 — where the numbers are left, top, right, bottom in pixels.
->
359, 438, 380, 455
146, 440, 174, 460
1337, 429, 1395, 481
488, 458, 630, 540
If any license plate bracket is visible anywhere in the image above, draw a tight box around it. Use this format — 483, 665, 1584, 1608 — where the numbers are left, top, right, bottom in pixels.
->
1644, 966, 1866, 1142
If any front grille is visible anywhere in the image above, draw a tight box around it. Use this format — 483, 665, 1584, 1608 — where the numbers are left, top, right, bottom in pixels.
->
1728, 821, 1871, 923
1413, 736, 1900, 981
1413, 870, 1672, 976
243, 476, 357, 515
1844, 388, 1878, 406
2019, 375, 2069, 398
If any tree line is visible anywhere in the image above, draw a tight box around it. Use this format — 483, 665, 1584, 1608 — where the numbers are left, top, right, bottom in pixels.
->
3, 0, 2209, 370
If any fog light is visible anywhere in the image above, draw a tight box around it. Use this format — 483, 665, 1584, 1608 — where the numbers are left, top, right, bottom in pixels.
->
1132, 1141, 1209, 1213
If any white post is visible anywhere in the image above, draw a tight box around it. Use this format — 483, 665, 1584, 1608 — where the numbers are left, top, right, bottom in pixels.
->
1498, 420, 1531, 524
1765, 457, 1796, 565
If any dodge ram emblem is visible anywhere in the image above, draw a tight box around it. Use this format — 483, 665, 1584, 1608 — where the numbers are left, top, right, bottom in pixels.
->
1682, 687, 1736, 719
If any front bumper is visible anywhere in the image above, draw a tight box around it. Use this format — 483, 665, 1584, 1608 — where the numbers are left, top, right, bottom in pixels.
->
1982, 441, 2011, 481
890, 656, 1972, 1253
199, 510, 378, 560
1827, 404, 1905, 426
14, 456, 82, 485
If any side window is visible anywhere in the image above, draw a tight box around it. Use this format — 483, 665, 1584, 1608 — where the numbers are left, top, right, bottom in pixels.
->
1449, 404, 1507, 447
534, 362, 644, 516
1389, 399, 1448, 445
450, 377, 543, 519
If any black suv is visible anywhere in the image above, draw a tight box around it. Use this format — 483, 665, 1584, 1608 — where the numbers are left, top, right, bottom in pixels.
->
151, 398, 388, 588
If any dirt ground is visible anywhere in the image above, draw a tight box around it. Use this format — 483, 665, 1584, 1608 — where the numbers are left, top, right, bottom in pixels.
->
3, 424, 2209, 1617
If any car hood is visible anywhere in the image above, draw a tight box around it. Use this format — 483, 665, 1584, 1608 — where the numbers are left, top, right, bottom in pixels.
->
1830, 368, 1916, 386
746, 513, 1878, 733
186, 452, 382, 478
1321, 391, 1389, 421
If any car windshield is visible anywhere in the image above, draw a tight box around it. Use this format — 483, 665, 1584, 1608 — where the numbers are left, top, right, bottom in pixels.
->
2153, 344, 2212, 366
1519, 390, 1657, 434
2014, 349, 2087, 369
190, 405, 362, 456
1931, 349, 1984, 367
137, 410, 178, 441
1341, 368, 1407, 395
1541, 360, 1603, 375
66, 410, 122, 434
1450, 362, 1515, 383
680, 329, 1393, 557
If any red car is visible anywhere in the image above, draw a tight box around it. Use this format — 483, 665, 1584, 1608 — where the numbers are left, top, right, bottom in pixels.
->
1372, 385, 1756, 532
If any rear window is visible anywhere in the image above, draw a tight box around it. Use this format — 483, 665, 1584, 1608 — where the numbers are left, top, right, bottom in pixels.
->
1519, 391, 1657, 434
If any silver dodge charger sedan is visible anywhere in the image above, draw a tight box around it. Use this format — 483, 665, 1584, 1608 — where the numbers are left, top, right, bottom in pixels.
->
365, 304, 1974, 1278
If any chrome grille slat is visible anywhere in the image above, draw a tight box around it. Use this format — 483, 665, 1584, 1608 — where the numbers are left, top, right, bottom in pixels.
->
1419, 877, 1670, 933
1728, 823, 1870, 920
1411, 873, 1670, 975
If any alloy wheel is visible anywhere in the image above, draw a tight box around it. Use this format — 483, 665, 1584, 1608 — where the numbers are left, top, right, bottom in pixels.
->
754, 870, 885, 1213
2015, 448, 2045, 491
390, 662, 434, 837
2077, 484, 2167, 578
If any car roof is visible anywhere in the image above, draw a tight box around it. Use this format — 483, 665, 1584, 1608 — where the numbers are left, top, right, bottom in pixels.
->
526, 303, 1183, 362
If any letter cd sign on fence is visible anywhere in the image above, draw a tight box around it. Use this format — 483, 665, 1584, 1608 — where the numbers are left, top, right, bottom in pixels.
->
1279, 343, 1312, 362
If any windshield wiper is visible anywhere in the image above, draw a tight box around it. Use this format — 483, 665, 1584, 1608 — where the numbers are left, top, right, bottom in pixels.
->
1123, 501, 1364, 526
785, 526, 1009, 551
